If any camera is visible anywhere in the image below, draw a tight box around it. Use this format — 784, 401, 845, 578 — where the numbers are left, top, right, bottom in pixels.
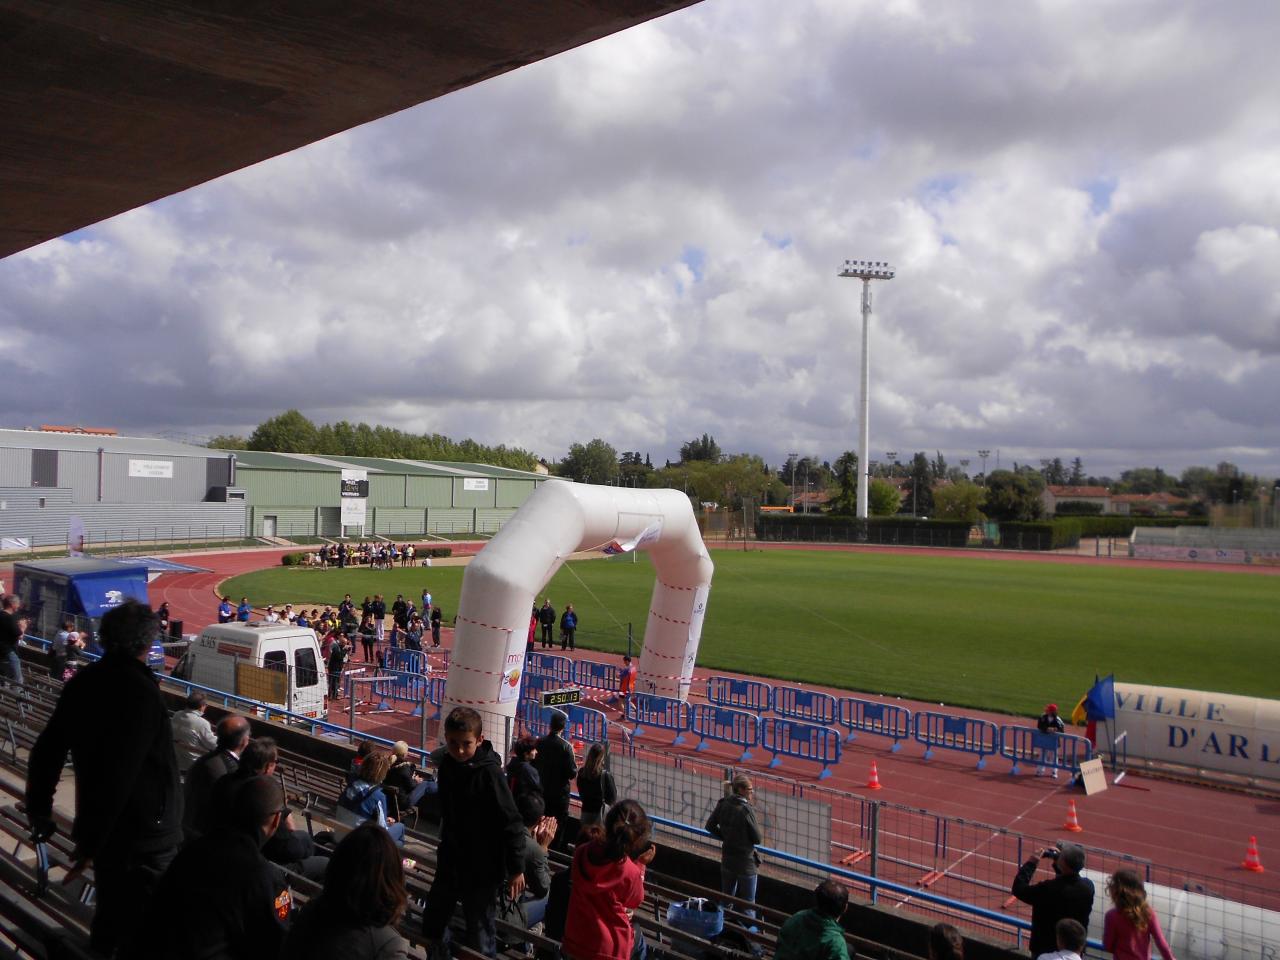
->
1041, 846, 1060, 860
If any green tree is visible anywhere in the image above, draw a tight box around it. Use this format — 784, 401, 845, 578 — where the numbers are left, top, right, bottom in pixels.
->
905, 452, 934, 516
1069, 457, 1085, 484
558, 439, 619, 484
982, 469, 1045, 521
248, 409, 319, 453
1041, 457, 1067, 485
680, 434, 722, 463
832, 451, 859, 515
207, 434, 247, 450
932, 481, 984, 523
868, 478, 901, 517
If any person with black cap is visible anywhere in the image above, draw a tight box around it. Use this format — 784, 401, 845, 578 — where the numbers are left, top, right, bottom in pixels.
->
1037, 703, 1066, 778
1012, 842, 1095, 958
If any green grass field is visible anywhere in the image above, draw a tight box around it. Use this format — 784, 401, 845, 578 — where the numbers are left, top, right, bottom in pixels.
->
221, 550, 1280, 717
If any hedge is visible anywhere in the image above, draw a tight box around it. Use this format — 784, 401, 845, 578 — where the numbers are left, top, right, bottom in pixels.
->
756, 514, 972, 547
1069, 516, 1209, 538
1053, 500, 1104, 516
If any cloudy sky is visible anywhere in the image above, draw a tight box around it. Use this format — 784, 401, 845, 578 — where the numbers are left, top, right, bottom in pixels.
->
3, 0, 1279, 478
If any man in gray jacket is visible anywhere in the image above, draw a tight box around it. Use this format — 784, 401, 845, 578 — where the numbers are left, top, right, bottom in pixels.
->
704, 774, 764, 919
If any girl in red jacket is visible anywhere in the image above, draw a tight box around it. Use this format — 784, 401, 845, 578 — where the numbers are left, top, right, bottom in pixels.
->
562, 799, 657, 960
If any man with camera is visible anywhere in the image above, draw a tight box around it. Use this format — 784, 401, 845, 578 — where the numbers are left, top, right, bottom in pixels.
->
1011, 842, 1094, 958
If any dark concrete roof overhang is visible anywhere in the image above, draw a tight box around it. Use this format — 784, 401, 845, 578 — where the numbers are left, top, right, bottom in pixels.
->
0, 0, 702, 260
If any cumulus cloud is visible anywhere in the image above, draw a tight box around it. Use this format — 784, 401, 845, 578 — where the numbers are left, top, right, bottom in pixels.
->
2, 0, 1278, 476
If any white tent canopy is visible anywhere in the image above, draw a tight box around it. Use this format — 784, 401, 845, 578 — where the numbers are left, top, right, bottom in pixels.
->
442, 480, 714, 739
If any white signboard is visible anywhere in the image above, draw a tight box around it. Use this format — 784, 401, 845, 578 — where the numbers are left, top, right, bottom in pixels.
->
128, 458, 173, 478
497, 630, 524, 703
340, 469, 368, 527
1113, 682, 1280, 781
463, 478, 490, 491
1, 537, 31, 550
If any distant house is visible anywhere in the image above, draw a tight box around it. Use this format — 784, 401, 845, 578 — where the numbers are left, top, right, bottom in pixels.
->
792, 489, 832, 513
1110, 492, 1183, 516
1042, 485, 1111, 515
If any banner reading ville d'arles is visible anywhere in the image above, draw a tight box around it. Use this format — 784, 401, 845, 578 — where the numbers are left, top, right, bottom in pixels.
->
1113, 682, 1280, 782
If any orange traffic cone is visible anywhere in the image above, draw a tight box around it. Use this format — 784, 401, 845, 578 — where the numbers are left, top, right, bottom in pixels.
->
1063, 799, 1084, 833
1242, 836, 1265, 873
867, 761, 883, 790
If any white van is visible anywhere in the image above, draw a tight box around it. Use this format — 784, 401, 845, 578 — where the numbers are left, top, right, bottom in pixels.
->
173, 622, 328, 720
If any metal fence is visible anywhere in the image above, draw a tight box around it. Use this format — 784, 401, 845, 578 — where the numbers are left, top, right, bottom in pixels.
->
14, 635, 1277, 960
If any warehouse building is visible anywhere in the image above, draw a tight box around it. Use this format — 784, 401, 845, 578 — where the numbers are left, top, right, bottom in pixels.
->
229, 450, 545, 538
0, 427, 545, 549
0, 427, 244, 549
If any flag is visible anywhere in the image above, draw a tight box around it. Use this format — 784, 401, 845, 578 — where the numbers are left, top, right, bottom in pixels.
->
1070, 695, 1088, 726
1085, 673, 1116, 721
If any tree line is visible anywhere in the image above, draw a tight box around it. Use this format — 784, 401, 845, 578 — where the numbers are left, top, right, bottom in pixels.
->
210, 414, 1273, 522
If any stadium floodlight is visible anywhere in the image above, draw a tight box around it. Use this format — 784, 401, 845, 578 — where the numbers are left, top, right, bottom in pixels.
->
839, 258, 896, 518
978, 449, 991, 484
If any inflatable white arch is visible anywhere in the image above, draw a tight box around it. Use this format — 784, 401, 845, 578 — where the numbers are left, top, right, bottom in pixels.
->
442, 480, 714, 738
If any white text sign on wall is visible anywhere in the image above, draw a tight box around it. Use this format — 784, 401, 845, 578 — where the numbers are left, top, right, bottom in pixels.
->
128, 459, 174, 478
463, 478, 490, 491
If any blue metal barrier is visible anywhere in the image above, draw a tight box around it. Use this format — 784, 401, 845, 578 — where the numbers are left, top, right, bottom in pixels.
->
521, 672, 552, 703
343, 668, 394, 711
913, 712, 1000, 769
562, 704, 609, 747
999, 726, 1093, 776
574, 659, 621, 695
387, 649, 425, 675
525, 652, 574, 685
380, 666, 430, 716
426, 676, 447, 720
690, 704, 759, 761
625, 693, 692, 745
772, 686, 839, 725
838, 696, 913, 751
706, 676, 773, 712
761, 717, 842, 779
518, 698, 557, 738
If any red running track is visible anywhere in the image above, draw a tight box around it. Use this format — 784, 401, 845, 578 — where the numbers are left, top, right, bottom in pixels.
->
149, 545, 1280, 904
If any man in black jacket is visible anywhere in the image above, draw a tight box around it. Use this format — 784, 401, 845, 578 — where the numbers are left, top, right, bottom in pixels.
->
150, 775, 293, 960
25, 600, 183, 956
1011, 842, 1094, 957
537, 599, 556, 648
533, 711, 577, 850
183, 713, 251, 841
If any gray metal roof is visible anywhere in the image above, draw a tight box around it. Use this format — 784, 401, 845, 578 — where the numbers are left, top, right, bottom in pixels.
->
228, 448, 543, 480
0, 428, 219, 458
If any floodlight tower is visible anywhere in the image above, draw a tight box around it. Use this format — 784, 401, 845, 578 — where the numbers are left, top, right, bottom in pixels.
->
839, 259, 896, 518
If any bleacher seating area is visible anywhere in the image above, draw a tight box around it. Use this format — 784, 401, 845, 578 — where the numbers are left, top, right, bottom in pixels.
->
0, 660, 927, 960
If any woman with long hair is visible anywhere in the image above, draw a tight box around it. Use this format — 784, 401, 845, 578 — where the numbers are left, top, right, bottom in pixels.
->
1104, 869, 1175, 960
283, 824, 410, 960
575, 742, 617, 828
338, 750, 407, 846
561, 799, 657, 960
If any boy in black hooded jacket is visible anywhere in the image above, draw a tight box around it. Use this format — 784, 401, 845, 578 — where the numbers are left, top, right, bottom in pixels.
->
422, 707, 526, 958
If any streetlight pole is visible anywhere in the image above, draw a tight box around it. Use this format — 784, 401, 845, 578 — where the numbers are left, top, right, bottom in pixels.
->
885, 451, 897, 479
788, 452, 798, 512
839, 259, 896, 519
959, 458, 970, 478
978, 449, 990, 484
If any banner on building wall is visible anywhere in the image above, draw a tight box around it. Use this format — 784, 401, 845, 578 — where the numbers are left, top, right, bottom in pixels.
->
340, 469, 368, 527
128, 459, 173, 478
1112, 682, 1280, 781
